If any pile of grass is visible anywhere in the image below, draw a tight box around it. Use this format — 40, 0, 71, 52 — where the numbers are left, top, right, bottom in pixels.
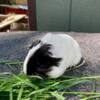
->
0, 60, 100, 100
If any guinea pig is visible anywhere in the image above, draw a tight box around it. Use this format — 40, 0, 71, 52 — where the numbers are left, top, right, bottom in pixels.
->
23, 33, 85, 78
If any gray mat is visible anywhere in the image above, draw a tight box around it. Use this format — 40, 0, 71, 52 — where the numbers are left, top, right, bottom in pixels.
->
0, 31, 100, 99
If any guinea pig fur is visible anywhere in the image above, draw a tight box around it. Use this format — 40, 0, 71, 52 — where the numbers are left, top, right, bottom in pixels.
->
23, 33, 85, 78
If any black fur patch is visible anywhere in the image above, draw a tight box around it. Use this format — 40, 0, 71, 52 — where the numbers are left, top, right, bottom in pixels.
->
67, 57, 85, 71
75, 57, 85, 66
29, 40, 41, 49
27, 43, 62, 76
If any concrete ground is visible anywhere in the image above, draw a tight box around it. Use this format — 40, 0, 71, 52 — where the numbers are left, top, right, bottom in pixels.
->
0, 31, 100, 99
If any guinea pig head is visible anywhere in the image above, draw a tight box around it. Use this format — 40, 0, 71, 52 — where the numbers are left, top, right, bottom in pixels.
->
23, 43, 62, 76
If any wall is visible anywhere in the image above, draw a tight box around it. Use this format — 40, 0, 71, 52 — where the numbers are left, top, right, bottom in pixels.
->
71, 0, 100, 33
36, 0, 100, 32
36, 0, 70, 31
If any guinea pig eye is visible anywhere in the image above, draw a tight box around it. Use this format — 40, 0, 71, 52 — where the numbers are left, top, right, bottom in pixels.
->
29, 40, 41, 49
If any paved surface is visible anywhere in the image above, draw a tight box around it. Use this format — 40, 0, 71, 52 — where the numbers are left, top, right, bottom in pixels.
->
0, 31, 45, 73
0, 31, 100, 99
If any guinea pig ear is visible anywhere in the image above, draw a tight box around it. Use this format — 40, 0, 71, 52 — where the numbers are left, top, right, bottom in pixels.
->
29, 40, 41, 49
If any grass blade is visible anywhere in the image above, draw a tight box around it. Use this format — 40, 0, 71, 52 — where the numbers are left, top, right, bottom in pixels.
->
17, 86, 24, 100
9, 88, 13, 100
51, 91, 65, 100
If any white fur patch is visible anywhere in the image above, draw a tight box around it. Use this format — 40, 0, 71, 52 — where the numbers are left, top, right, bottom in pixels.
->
42, 33, 83, 78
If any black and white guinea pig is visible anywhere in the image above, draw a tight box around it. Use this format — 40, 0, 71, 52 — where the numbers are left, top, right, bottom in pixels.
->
23, 33, 85, 78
